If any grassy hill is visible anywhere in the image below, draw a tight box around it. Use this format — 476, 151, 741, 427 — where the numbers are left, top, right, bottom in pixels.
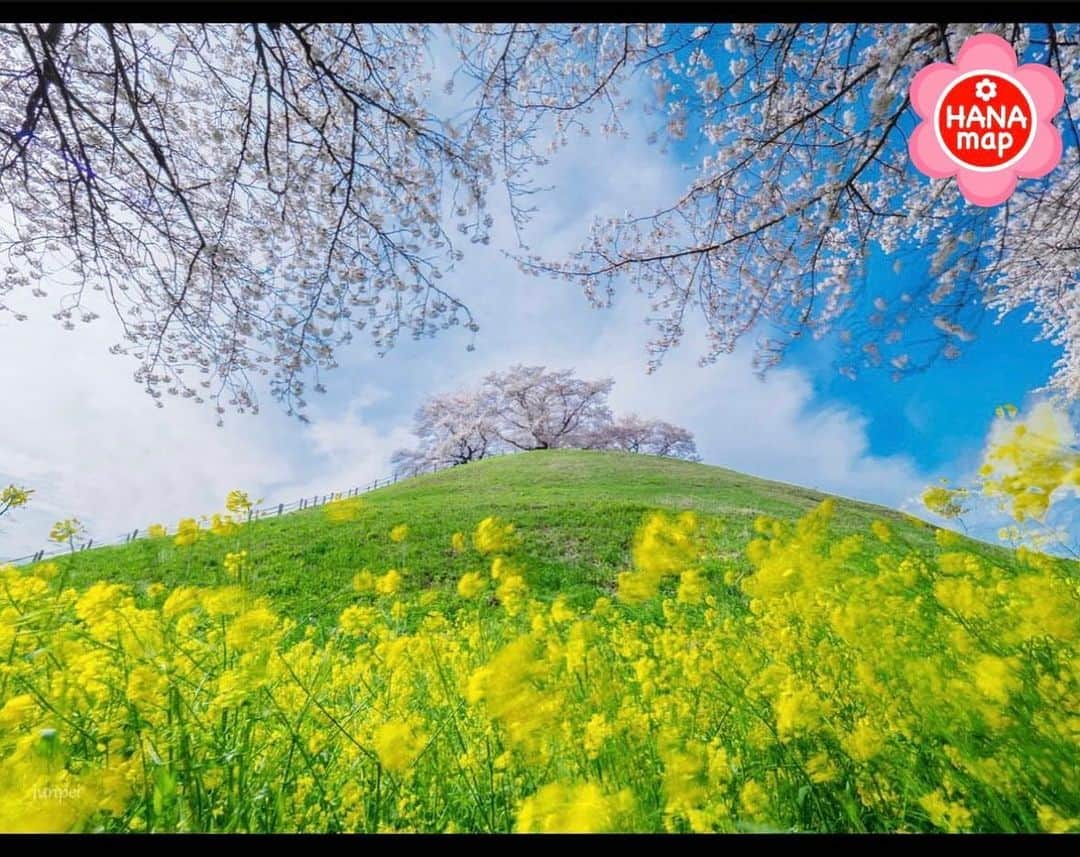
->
8, 449, 1078, 833
46, 449, 988, 625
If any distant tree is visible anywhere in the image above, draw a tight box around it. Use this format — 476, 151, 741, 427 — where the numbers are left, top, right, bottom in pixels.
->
392, 365, 698, 474
587, 414, 700, 461
484, 365, 614, 451
391, 389, 500, 476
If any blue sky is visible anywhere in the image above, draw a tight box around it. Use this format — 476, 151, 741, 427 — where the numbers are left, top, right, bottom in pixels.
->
0, 25, 1069, 558
793, 305, 1059, 473
785, 235, 1062, 475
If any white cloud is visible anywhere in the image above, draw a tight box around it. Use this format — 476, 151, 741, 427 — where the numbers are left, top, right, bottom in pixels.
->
570, 298, 928, 510
0, 306, 295, 556
286, 397, 415, 501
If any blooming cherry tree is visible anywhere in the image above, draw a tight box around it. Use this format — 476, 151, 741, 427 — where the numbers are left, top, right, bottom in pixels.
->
391, 388, 501, 476
392, 365, 699, 473
484, 365, 614, 451
501, 23, 1080, 395
586, 414, 700, 461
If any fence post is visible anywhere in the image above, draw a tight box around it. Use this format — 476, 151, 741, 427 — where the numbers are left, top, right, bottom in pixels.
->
4, 471, 437, 567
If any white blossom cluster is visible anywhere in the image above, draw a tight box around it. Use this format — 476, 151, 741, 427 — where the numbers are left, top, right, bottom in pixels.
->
391, 364, 698, 474
2, 23, 1078, 414
0, 23, 498, 420
509, 22, 1080, 396
0, 23, 662, 419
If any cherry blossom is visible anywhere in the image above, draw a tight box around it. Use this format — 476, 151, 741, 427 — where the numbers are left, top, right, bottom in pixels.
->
392, 365, 698, 474
2, 23, 1080, 413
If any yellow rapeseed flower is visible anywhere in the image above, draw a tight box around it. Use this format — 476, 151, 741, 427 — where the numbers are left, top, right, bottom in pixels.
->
224, 489, 254, 515
870, 520, 891, 543
162, 586, 200, 619
339, 604, 379, 635
583, 714, 611, 760
376, 569, 402, 595
457, 571, 486, 599
0, 694, 36, 729
473, 516, 518, 555
174, 517, 201, 547
1037, 805, 1078, 833
226, 606, 279, 650
919, 790, 973, 832
515, 782, 633, 833
738, 780, 769, 820
373, 720, 427, 774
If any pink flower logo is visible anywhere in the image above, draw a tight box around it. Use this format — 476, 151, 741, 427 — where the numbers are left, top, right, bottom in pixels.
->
908, 34, 1065, 206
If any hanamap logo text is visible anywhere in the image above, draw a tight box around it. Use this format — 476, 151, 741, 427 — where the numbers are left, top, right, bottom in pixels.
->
908, 34, 1065, 206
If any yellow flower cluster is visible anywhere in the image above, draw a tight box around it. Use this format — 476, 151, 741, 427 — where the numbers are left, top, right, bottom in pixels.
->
0, 501, 1076, 833
223, 550, 250, 582
921, 484, 969, 519
173, 517, 201, 547
325, 496, 366, 523
979, 402, 1080, 522
617, 511, 701, 604
48, 518, 84, 546
0, 484, 32, 513
472, 516, 519, 555
225, 490, 255, 515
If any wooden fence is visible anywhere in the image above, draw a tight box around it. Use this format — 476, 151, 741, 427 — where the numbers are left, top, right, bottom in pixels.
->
1, 460, 450, 567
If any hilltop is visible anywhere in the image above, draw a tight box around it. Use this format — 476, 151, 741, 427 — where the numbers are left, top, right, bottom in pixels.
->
41, 449, 997, 625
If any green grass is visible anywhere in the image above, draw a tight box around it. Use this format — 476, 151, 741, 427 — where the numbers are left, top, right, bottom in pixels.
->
44, 450, 1008, 626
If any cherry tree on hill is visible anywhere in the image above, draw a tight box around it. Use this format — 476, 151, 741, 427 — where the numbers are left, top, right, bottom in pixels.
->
2, 22, 1078, 420
391, 365, 699, 475
483, 365, 614, 452
587, 414, 701, 462
390, 388, 500, 475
